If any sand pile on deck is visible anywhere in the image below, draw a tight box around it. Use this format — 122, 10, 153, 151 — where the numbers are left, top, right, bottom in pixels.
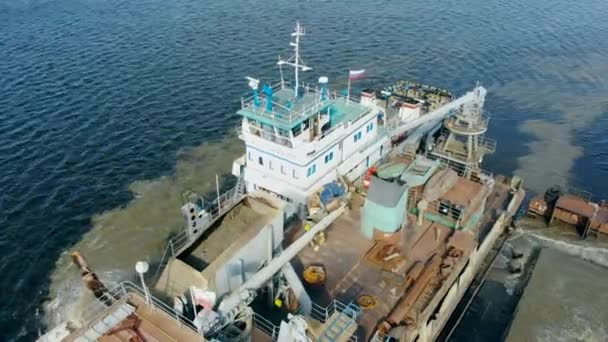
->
190, 199, 276, 262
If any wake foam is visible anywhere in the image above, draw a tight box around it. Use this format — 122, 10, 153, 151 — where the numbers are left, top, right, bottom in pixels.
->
526, 231, 608, 268
43, 136, 242, 329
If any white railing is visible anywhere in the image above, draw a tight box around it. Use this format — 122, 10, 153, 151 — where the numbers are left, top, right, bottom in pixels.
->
243, 98, 327, 125
479, 136, 496, 153
241, 81, 327, 124
370, 331, 389, 342
248, 300, 361, 342
314, 106, 374, 142
252, 312, 280, 341
245, 122, 294, 147
253, 301, 360, 342
427, 154, 493, 181
241, 81, 286, 107
240, 80, 365, 126
311, 301, 336, 322
241, 100, 375, 156
310, 299, 360, 322
445, 112, 490, 133
77, 281, 199, 336
154, 179, 246, 278
313, 300, 360, 342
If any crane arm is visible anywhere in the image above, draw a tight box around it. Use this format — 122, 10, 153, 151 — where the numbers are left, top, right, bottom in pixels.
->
388, 85, 487, 140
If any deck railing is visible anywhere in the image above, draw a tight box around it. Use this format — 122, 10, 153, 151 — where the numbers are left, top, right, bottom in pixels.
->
240, 80, 365, 126
479, 136, 497, 154
427, 154, 493, 181
370, 331, 389, 342
315, 105, 374, 142
252, 312, 280, 341
311, 300, 361, 341
154, 178, 246, 278
240, 81, 327, 124
76, 281, 199, 337
445, 112, 490, 134
242, 98, 328, 125
250, 300, 360, 342
244, 122, 294, 147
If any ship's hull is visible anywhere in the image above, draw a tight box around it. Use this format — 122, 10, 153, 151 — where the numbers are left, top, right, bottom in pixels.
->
424, 188, 525, 342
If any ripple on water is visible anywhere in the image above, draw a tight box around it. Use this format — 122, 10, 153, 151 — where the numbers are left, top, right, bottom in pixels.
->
1, 0, 608, 340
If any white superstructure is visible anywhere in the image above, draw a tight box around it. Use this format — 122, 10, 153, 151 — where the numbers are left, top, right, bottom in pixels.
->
232, 23, 389, 208
231, 22, 488, 213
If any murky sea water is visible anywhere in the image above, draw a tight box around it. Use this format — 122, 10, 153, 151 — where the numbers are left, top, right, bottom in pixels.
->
1, 0, 608, 340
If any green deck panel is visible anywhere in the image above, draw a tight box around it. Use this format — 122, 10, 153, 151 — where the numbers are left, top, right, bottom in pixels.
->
376, 163, 409, 179
327, 98, 371, 126
408, 207, 482, 231
361, 190, 408, 239
462, 208, 483, 230
409, 208, 458, 229
400, 158, 440, 186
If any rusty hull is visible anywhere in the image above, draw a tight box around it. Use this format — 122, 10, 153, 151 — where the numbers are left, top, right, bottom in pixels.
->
550, 195, 608, 235
527, 196, 548, 217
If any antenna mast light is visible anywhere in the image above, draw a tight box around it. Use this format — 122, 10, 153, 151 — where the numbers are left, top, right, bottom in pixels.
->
277, 21, 312, 98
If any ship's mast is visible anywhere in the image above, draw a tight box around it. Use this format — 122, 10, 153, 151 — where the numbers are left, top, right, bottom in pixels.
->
277, 21, 312, 98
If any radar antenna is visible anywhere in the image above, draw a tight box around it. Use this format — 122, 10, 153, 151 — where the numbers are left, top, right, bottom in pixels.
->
277, 21, 312, 99
246, 76, 260, 107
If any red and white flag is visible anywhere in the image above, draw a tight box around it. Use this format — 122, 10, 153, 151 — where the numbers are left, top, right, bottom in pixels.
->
349, 69, 366, 81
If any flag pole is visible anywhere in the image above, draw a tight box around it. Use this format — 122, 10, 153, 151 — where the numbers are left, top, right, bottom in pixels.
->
216, 174, 221, 211
347, 71, 351, 103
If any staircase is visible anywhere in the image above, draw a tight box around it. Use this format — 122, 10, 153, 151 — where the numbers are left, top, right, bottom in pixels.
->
72, 301, 136, 342
318, 302, 361, 342
411, 278, 442, 322
234, 176, 246, 198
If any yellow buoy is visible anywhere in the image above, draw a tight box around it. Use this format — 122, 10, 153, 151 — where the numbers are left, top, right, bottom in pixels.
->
303, 265, 326, 286
357, 295, 377, 309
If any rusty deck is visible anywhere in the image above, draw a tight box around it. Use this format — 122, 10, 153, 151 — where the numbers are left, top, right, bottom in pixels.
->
289, 174, 518, 341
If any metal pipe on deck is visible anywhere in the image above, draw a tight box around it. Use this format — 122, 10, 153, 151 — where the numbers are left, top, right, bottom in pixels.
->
218, 205, 347, 316
379, 254, 442, 334
390, 86, 487, 139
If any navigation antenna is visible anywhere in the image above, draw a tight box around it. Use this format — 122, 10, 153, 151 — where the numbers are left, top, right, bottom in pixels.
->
278, 55, 285, 89
277, 21, 312, 99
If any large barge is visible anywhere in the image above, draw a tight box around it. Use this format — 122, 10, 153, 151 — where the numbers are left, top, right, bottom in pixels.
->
39, 22, 525, 342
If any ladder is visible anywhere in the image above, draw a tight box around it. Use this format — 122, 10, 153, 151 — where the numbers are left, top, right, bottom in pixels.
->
234, 176, 246, 198
318, 302, 361, 342
73, 301, 135, 342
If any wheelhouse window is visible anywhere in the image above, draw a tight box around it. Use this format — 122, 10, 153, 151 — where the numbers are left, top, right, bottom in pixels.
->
354, 131, 362, 142
307, 164, 317, 177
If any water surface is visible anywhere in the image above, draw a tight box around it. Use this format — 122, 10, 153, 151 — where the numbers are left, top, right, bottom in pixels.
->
1, 0, 607, 340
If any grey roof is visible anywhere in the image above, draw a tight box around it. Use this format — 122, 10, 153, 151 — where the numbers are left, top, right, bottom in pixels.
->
367, 176, 408, 207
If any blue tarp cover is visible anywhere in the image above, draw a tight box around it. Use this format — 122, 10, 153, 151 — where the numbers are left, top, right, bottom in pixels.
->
320, 182, 345, 205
